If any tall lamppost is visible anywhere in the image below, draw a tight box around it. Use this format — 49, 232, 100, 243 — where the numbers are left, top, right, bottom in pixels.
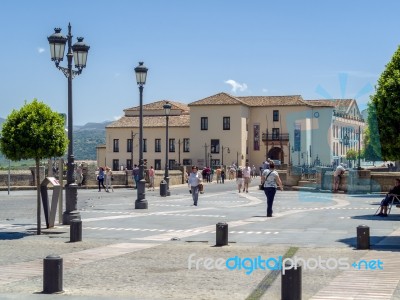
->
47, 24, 90, 224
163, 101, 171, 196
357, 125, 361, 169
134, 62, 148, 209
221, 146, 230, 166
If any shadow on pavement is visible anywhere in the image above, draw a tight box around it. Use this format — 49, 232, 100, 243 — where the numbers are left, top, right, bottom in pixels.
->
0, 231, 33, 240
337, 236, 400, 252
351, 214, 400, 221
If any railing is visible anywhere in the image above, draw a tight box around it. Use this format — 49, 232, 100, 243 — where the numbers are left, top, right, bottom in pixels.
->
261, 133, 289, 141
333, 111, 364, 122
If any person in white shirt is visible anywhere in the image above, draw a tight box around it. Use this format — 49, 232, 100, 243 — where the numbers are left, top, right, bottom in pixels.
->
242, 162, 252, 193
188, 166, 203, 206
333, 163, 346, 192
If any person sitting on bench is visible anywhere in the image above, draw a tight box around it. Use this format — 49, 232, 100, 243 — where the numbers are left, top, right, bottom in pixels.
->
377, 178, 400, 217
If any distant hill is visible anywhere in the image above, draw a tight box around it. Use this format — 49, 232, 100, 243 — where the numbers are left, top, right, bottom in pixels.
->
0, 119, 113, 164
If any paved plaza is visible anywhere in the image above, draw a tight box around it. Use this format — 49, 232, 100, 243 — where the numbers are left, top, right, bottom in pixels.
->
0, 180, 399, 299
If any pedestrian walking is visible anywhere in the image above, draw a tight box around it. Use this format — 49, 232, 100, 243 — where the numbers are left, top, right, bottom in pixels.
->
132, 164, 139, 189
243, 162, 252, 193
188, 166, 203, 206
221, 168, 225, 184
105, 166, 114, 192
148, 166, 155, 191
97, 167, 106, 192
236, 167, 244, 193
216, 167, 221, 183
261, 161, 283, 217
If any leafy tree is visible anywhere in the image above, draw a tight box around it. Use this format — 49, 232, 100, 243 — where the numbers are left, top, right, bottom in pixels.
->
371, 45, 400, 162
363, 126, 382, 165
346, 149, 357, 167
0, 99, 68, 235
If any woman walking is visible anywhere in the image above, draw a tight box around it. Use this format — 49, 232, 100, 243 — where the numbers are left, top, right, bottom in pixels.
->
188, 166, 203, 206
261, 161, 283, 217
105, 166, 114, 192
97, 167, 106, 192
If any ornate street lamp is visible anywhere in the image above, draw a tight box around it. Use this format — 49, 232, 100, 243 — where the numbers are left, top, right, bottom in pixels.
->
163, 101, 172, 196
48, 23, 89, 224
221, 146, 230, 166
134, 62, 148, 209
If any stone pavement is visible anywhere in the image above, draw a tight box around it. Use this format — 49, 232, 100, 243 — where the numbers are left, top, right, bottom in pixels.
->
0, 181, 399, 299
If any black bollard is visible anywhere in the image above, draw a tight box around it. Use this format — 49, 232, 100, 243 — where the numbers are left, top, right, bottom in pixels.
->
216, 222, 228, 246
43, 255, 63, 294
70, 219, 82, 242
281, 263, 302, 300
160, 180, 167, 197
357, 225, 370, 249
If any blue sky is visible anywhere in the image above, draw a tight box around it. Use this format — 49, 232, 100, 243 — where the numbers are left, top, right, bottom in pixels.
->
1, 0, 399, 125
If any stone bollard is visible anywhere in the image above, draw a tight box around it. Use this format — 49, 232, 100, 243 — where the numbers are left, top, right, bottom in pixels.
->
70, 219, 82, 242
216, 222, 228, 246
357, 225, 370, 249
43, 255, 63, 294
281, 263, 301, 300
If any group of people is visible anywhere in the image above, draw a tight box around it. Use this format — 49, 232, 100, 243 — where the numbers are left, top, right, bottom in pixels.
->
132, 165, 156, 191
97, 166, 114, 192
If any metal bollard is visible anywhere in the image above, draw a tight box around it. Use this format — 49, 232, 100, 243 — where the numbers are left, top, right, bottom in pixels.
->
216, 222, 228, 246
160, 180, 167, 197
281, 263, 302, 300
43, 255, 63, 294
357, 225, 370, 249
70, 219, 82, 242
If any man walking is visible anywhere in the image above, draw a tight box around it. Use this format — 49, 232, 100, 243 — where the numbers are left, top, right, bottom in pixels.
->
243, 162, 252, 193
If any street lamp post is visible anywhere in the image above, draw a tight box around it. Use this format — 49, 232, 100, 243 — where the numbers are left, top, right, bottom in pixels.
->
48, 23, 90, 224
221, 146, 230, 166
134, 62, 148, 209
163, 101, 171, 196
357, 125, 361, 169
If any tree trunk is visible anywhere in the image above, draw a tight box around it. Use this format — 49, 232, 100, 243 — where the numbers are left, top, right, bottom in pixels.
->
36, 158, 41, 235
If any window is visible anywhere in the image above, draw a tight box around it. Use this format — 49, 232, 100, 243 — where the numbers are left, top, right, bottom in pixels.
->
113, 139, 119, 152
201, 117, 208, 130
183, 138, 190, 152
223, 117, 230, 130
169, 139, 175, 152
112, 159, 119, 171
272, 128, 280, 140
127, 139, 132, 152
211, 139, 220, 153
273, 110, 279, 122
154, 159, 162, 170
182, 159, 192, 166
155, 139, 161, 152
143, 139, 147, 152
168, 159, 175, 170
126, 159, 132, 170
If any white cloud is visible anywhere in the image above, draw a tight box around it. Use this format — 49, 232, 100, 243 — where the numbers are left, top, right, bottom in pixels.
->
114, 115, 122, 120
262, 88, 268, 93
224, 79, 248, 93
37, 47, 45, 54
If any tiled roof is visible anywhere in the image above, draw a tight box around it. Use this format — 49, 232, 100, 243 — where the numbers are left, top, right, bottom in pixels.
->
124, 100, 190, 114
306, 99, 354, 111
238, 95, 306, 106
106, 115, 190, 128
189, 93, 310, 107
188, 93, 247, 106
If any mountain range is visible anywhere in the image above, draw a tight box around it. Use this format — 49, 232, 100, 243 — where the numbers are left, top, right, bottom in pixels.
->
0, 117, 112, 163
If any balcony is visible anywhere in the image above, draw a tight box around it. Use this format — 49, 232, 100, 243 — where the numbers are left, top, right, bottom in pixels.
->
262, 133, 289, 141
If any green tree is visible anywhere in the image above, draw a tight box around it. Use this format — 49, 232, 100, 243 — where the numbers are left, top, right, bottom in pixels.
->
363, 126, 382, 165
346, 149, 357, 167
371, 45, 400, 162
0, 99, 68, 235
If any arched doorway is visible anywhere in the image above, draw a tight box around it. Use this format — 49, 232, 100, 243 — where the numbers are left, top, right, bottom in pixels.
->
267, 147, 284, 163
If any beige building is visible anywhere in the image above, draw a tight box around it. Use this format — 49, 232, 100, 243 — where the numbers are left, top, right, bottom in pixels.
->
97, 92, 365, 170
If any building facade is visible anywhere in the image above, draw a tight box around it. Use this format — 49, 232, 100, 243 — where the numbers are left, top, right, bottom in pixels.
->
97, 92, 365, 170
